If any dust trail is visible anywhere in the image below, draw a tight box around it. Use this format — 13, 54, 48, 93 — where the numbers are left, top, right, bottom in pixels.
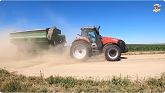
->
0, 32, 21, 61
0, 30, 77, 68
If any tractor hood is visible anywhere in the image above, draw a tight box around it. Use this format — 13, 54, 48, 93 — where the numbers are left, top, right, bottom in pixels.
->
102, 36, 120, 45
102, 36, 128, 53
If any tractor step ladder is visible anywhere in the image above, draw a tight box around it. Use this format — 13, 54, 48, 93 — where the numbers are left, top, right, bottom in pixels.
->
91, 43, 100, 56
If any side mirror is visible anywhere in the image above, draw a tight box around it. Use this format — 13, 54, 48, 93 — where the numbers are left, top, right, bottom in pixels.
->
98, 26, 100, 30
77, 34, 81, 37
95, 26, 100, 35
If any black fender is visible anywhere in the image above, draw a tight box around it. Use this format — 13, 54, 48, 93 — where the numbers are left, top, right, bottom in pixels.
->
117, 40, 128, 53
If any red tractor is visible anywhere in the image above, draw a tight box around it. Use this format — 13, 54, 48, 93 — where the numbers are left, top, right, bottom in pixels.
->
70, 26, 128, 61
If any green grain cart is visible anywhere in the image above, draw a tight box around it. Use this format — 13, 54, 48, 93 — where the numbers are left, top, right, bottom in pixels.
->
10, 26, 66, 52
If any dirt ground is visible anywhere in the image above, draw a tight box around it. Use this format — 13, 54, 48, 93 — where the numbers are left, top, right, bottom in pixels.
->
0, 52, 165, 80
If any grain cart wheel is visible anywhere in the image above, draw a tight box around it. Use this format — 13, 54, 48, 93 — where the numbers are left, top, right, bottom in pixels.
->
70, 41, 92, 61
104, 44, 121, 61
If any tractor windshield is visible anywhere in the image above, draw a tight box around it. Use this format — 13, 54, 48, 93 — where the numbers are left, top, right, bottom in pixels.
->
81, 29, 96, 43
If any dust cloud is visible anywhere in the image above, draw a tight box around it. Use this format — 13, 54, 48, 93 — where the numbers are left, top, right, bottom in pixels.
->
0, 32, 20, 61
0, 31, 78, 67
0, 32, 105, 67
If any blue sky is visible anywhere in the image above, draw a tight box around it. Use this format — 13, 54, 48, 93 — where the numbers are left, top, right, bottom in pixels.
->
0, 1, 165, 45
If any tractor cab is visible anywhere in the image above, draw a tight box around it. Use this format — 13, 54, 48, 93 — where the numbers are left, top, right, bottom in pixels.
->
80, 26, 103, 50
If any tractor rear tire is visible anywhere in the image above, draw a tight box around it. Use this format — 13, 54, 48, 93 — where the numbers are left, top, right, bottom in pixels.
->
70, 40, 92, 61
104, 44, 121, 61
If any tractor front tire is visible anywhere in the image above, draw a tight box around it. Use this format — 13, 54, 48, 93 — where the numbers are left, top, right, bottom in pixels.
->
70, 40, 92, 61
104, 44, 121, 61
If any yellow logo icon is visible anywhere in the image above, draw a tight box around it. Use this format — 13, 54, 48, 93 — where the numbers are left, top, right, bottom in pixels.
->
153, 4, 161, 12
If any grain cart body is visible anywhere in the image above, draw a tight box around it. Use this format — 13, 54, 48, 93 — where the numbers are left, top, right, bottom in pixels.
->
10, 26, 66, 50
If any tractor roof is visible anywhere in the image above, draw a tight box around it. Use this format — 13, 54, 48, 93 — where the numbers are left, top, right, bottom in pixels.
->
81, 27, 95, 30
